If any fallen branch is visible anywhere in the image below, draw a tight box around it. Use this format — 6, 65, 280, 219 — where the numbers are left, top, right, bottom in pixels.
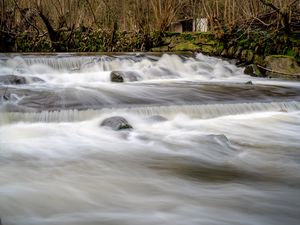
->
257, 64, 300, 77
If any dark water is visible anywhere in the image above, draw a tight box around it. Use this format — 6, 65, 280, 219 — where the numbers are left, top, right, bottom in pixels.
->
0, 53, 300, 225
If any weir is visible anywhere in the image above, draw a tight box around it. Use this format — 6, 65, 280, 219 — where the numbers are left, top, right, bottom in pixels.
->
1, 101, 299, 124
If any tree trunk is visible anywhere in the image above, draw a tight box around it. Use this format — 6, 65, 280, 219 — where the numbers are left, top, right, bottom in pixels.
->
37, 10, 62, 51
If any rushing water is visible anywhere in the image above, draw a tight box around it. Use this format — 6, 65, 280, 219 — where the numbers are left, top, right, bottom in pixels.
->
0, 53, 300, 225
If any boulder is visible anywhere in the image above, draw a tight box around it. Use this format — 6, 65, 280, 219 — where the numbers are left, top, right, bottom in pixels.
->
0, 75, 44, 85
100, 116, 133, 131
0, 75, 26, 85
244, 64, 254, 76
228, 46, 236, 58
264, 55, 300, 79
245, 81, 253, 85
110, 71, 124, 82
110, 71, 141, 82
234, 46, 243, 59
241, 50, 248, 62
246, 50, 254, 63
244, 64, 263, 77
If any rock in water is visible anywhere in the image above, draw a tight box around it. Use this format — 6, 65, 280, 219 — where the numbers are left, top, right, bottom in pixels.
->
0, 75, 26, 84
147, 115, 168, 123
100, 116, 133, 131
244, 65, 254, 75
110, 71, 141, 82
245, 81, 253, 85
244, 64, 262, 77
0, 75, 44, 85
110, 71, 124, 82
27, 77, 45, 83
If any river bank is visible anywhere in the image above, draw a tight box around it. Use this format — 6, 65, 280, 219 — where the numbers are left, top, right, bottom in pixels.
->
1, 30, 300, 80
153, 31, 300, 80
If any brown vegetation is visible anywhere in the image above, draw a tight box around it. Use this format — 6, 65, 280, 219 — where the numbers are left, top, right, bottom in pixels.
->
0, 0, 299, 52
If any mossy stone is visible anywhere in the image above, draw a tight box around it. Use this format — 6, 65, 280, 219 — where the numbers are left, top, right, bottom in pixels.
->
244, 64, 263, 77
228, 46, 235, 58
246, 50, 254, 63
200, 44, 215, 54
174, 42, 199, 51
241, 50, 248, 61
216, 44, 224, 55
264, 55, 300, 78
234, 46, 243, 59
253, 54, 265, 65
221, 49, 228, 57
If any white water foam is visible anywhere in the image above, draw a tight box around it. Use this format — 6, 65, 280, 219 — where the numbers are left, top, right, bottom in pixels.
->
0, 53, 249, 84
0, 106, 300, 225
1, 53, 300, 225
1, 101, 299, 124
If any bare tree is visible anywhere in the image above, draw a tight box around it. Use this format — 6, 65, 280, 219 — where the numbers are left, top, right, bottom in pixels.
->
259, 0, 299, 35
150, 0, 182, 32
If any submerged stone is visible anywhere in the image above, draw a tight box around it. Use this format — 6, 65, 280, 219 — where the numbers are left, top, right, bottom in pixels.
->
0, 75, 44, 85
147, 115, 168, 123
0, 75, 26, 85
100, 116, 133, 131
110, 71, 141, 82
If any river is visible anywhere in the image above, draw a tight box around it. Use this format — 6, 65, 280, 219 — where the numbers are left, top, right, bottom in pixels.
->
0, 53, 300, 225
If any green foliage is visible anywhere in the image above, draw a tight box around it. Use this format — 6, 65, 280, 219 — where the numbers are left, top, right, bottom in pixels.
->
284, 48, 297, 57
16, 33, 52, 52
182, 33, 194, 41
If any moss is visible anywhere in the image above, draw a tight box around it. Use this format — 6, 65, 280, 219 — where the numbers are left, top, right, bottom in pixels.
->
193, 32, 213, 39
269, 55, 295, 59
164, 32, 181, 37
151, 46, 169, 52
201, 44, 216, 54
253, 54, 265, 65
265, 55, 300, 76
241, 50, 248, 61
247, 50, 254, 63
216, 44, 224, 55
239, 39, 250, 48
284, 48, 297, 57
173, 42, 199, 51
182, 33, 195, 41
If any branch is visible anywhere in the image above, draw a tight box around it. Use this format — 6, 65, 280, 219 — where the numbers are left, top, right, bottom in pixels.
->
259, 0, 280, 13
13, 0, 40, 35
257, 64, 300, 77
252, 16, 272, 27
85, 0, 98, 26
289, 0, 299, 7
